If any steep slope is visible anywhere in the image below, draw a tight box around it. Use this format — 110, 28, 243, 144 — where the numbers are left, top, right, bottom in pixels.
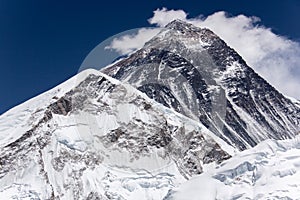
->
166, 135, 300, 200
0, 69, 231, 199
102, 20, 300, 150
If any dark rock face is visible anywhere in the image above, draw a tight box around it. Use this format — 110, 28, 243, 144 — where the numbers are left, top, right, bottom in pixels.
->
138, 83, 182, 113
147, 129, 172, 148
50, 97, 72, 115
108, 128, 124, 142
102, 20, 300, 150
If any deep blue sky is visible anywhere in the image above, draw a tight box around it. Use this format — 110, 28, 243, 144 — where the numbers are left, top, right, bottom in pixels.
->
1, 0, 300, 114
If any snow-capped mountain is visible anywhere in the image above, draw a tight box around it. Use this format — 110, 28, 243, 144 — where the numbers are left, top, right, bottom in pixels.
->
0, 69, 231, 199
0, 20, 300, 200
103, 20, 300, 151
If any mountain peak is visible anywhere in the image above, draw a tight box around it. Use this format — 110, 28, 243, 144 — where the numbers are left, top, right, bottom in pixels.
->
104, 19, 300, 151
159, 19, 219, 46
165, 19, 202, 32
165, 19, 190, 27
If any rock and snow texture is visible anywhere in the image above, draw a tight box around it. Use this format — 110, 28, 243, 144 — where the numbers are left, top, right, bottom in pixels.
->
0, 69, 231, 199
103, 20, 300, 151
166, 135, 300, 200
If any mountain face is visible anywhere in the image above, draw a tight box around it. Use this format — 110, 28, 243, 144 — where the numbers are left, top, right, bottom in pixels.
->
0, 20, 300, 200
0, 70, 231, 199
102, 20, 300, 150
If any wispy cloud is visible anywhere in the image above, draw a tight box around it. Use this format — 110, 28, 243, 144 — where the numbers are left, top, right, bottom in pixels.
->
105, 28, 161, 55
108, 8, 300, 98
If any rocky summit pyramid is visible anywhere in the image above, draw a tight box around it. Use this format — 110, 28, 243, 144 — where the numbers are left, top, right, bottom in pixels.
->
103, 19, 300, 151
0, 20, 299, 199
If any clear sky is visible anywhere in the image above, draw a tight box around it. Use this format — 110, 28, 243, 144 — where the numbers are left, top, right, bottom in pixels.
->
1, 0, 300, 114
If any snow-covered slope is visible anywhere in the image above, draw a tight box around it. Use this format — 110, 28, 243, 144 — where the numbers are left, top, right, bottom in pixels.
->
0, 70, 92, 149
0, 69, 231, 199
166, 135, 300, 199
103, 20, 300, 151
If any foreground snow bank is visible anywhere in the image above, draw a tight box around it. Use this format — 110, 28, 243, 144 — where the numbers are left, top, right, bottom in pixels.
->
167, 135, 300, 200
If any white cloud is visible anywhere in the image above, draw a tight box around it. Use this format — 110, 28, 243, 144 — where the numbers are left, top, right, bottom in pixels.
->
108, 8, 300, 98
105, 28, 161, 55
148, 7, 187, 27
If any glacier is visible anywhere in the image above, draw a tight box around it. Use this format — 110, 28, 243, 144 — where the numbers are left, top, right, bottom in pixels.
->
167, 135, 300, 200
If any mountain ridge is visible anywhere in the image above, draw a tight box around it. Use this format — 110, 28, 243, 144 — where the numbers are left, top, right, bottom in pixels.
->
0, 69, 232, 199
